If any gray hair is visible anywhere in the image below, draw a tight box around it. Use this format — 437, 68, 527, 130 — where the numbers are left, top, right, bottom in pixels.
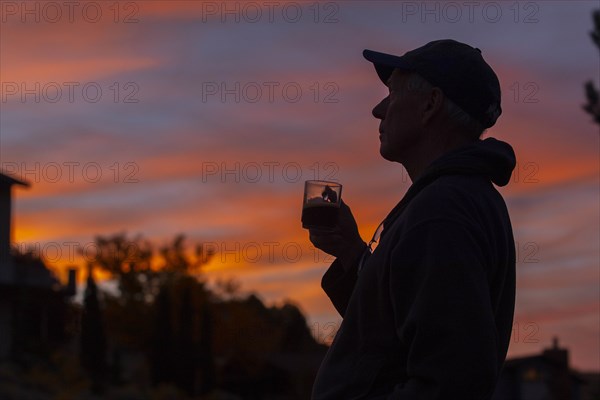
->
405, 73, 486, 139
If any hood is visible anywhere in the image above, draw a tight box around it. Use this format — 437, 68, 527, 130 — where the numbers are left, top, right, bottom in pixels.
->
423, 137, 516, 187
381, 137, 516, 235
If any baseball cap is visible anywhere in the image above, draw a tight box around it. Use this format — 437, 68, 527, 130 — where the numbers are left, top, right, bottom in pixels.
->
363, 39, 502, 129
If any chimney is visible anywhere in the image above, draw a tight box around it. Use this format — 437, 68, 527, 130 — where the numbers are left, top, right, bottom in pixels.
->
543, 336, 569, 369
543, 336, 572, 399
64, 267, 77, 297
0, 173, 29, 266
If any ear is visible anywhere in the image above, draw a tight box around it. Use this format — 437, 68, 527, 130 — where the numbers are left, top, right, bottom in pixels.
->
421, 87, 445, 125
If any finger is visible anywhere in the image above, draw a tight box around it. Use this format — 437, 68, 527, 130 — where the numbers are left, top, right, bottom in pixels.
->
309, 226, 341, 235
308, 233, 343, 243
340, 199, 352, 211
310, 234, 343, 247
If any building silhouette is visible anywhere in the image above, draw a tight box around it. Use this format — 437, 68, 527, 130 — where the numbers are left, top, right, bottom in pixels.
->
0, 172, 75, 360
493, 337, 600, 400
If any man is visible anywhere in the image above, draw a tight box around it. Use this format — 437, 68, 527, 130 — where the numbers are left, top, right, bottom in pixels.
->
309, 39, 517, 399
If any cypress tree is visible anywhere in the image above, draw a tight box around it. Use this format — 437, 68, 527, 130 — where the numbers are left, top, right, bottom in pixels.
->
80, 266, 107, 393
150, 284, 174, 386
175, 284, 196, 395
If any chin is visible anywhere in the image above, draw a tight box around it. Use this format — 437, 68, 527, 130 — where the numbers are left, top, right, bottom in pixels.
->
379, 146, 396, 162
380, 143, 405, 163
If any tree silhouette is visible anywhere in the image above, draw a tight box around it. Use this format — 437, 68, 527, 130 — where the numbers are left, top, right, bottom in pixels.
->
77, 233, 326, 398
82, 233, 154, 304
214, 276, 242, 300
80, 265, 107, 394
198, 299, 216, 395
150, 283, 175, 387
85, 233, 215, 353
174, 283, 196, 395
583, 8, 600, 125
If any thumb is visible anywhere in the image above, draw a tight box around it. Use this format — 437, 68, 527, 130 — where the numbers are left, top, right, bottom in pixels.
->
340, 198, 350, 211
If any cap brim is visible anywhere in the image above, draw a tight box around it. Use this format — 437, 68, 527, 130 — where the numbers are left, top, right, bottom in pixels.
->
363, 49, 414, 84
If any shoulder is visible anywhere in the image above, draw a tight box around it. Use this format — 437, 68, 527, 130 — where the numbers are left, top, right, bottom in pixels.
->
380, 174, 512, 254
402, 175, 493, 228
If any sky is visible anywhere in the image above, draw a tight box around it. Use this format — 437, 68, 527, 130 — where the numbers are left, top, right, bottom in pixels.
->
1, 0, 598, 371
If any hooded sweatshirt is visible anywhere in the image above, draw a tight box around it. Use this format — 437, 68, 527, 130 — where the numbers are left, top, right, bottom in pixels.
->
312, 137, 517, 400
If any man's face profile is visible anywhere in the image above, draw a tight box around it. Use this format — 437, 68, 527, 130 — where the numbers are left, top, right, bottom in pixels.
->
372, 69, 426, 163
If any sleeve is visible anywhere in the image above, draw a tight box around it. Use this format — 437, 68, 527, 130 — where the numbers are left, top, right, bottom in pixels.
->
386, 219, 500, 400
320, 247, 366, 317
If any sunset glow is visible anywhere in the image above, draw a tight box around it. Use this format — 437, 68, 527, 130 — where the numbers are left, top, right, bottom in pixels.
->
2, 0, 598, 372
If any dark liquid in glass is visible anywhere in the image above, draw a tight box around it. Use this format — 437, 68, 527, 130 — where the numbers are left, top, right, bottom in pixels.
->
302, 205, 339, 229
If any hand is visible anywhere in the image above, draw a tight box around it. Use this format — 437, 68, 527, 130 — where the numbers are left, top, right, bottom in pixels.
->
308, 200, 366, 271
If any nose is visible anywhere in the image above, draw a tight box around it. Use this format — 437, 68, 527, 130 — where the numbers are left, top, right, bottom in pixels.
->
372, 96, 389, 120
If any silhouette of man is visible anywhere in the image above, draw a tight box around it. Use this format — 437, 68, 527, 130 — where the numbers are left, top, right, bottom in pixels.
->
309, 39, 516, 399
